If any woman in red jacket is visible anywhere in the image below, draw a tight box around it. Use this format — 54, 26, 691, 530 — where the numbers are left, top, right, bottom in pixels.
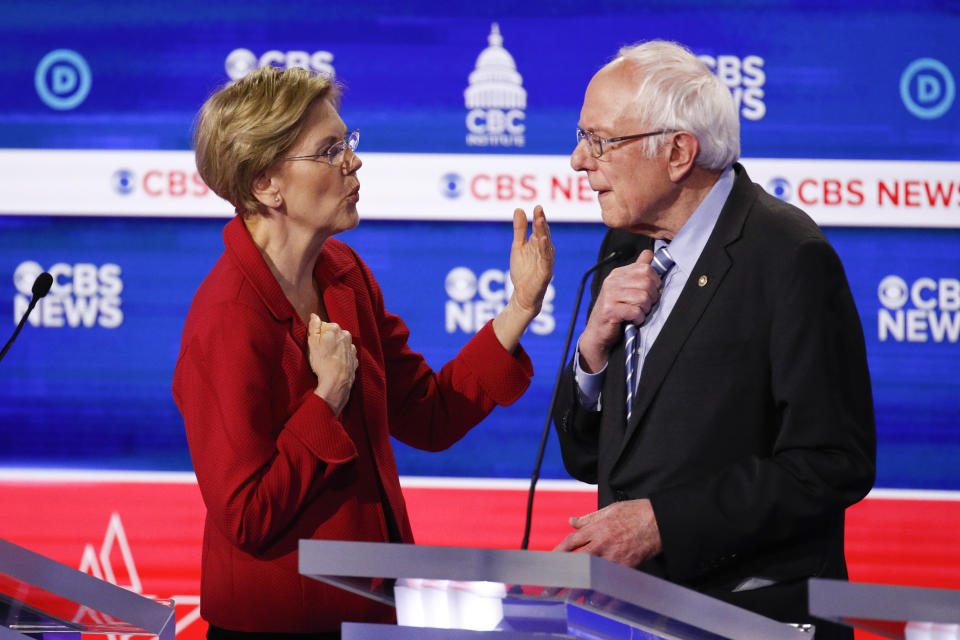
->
172, 66, 553, 639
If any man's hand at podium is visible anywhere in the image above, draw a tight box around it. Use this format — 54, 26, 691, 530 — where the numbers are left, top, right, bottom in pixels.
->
554, 498, 663, 568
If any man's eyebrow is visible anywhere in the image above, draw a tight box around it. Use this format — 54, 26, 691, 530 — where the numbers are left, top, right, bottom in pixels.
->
578, 124, 611, 135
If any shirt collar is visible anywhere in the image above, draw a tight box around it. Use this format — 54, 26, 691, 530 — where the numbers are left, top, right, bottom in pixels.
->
658, 165, 735, 273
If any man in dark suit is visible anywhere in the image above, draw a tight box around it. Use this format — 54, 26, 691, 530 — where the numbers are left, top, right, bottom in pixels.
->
552, 40, 875, 638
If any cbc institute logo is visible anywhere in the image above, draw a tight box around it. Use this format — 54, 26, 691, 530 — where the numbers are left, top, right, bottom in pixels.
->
464, 23, 526, 148
445, 266, 554, 335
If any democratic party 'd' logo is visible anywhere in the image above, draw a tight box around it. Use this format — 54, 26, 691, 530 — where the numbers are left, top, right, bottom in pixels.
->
900, 58, 955, 120
35, 49, 92, 110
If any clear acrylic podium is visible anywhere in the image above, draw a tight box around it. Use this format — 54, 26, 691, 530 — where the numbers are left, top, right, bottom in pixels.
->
0, 538, 175, 639
299, 540, 811, 639
809, 578, 960, 639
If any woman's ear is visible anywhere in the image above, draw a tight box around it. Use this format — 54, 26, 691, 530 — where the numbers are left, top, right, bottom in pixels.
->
251, 173, 282, 209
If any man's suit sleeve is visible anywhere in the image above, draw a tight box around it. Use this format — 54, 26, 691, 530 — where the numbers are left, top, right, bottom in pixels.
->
553, 359, 603, 484
552, 231, 622, 485
650, 236, 876, 582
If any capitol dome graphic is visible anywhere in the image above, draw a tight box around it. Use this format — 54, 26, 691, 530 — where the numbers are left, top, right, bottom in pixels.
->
464, 23, 526, 110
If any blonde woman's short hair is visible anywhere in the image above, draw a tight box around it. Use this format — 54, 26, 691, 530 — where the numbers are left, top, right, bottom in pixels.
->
194, 66, 340, 217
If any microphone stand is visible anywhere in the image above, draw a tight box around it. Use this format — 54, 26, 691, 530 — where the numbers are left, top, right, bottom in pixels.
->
0, 273, 53, 364
520, 251, 622, 550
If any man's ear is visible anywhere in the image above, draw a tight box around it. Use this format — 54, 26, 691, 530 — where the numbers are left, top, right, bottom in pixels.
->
666, 131, 699, 183
251, 172, 281, 209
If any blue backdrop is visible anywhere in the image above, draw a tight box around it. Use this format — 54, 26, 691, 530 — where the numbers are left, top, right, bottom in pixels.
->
1, 1, 957, 159
1, 1, 958, 490
1, 216, 958, 490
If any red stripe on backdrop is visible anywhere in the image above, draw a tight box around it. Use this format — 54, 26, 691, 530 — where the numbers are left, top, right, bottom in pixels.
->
844, 494, 960, 589
0, 477, 206, 639
401, 484, 960, 640
0, 476, 957, 640
401, 481, 595, 550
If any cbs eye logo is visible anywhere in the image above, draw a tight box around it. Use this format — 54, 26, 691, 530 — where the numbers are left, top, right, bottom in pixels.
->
112, 169, 136, 195
877, 275, 909, 309
444, 267, 477, 302
440, 173, 464, 199
13, 261, 45, 297
35, 49, 92, 111
766, 177, 792, 202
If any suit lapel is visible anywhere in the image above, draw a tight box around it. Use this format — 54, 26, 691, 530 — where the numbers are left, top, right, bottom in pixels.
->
314, 245, 364, 406
315, 242, 361, 342
321, 281, 360, 342
315, 247, 392, 450
619, 165, 757, 455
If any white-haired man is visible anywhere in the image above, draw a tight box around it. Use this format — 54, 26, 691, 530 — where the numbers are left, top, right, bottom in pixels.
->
552, 40, 875, 639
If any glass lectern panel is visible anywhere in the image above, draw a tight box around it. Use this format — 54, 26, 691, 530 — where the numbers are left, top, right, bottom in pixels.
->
0, 539, 174, 640
300, 540, 811, 640
809, 578, 960, 640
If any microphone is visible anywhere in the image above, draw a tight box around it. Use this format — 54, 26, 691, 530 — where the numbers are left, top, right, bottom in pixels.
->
32, 272, 53, 298
520, 249, 625, 550
0, 272, 53, 364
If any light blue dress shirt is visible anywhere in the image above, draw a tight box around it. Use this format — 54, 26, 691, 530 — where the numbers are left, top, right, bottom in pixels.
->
575, 165, 736, 410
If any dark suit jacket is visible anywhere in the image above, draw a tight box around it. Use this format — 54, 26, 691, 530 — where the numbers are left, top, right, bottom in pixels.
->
553, 164, 876, 627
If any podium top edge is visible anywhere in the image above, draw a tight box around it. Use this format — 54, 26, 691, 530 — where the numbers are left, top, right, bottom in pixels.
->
809, 578, 960, 624
298, 541, 595, 587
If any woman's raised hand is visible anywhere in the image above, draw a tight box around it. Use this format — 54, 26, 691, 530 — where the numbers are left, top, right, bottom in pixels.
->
509, 205, 554, 317
491, 205, 555, 352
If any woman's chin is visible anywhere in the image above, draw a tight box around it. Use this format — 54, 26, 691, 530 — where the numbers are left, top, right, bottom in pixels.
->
337, 206, 361, 233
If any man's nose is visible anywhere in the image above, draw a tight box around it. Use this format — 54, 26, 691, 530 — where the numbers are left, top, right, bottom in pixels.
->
570, 138, 595, 172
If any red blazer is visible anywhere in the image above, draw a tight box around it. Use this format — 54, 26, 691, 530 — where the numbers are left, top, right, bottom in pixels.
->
173, 217, 533, 632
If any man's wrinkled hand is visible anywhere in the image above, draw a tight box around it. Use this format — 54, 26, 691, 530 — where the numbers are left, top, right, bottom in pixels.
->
553, 498, 663, 568
578, 251, 662, 373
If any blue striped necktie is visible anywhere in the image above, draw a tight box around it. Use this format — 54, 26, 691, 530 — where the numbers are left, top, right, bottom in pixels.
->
625, 246, 675, 423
